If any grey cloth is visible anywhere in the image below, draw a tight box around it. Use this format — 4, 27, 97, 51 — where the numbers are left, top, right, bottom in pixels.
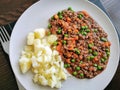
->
100, 0, 120, 39
89, 0, 120, 40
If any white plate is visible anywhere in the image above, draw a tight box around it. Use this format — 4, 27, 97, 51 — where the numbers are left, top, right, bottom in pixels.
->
9, 0, 120, 90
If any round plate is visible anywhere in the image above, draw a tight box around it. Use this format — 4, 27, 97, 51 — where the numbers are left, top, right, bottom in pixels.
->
10, 0, 120, 90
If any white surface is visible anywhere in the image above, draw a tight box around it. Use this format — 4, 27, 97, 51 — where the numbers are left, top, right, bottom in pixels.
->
9, 0, 120, 90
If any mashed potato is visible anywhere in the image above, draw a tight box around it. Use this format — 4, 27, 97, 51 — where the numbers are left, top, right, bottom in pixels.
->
19, 28, 68, 88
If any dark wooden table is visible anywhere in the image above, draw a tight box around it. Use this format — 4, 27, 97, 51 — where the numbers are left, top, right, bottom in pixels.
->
0, 44, 120, 90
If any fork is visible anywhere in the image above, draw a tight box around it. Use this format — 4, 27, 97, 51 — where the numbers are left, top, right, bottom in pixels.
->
0, 25, 25, 90
0, 26, 10, 54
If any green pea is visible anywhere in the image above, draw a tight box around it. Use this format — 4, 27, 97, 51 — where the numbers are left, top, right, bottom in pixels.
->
86, 29, 90, 33
89, 49, 93, 53
94, 64, 98, 67
94, 29, 98, 32
80, 73, 84, 77
87, 56, 91, 60
97, 66, 102, 70
57, 29, 62, 34
67, 64, 70, 67
76, 66, 80, 71
48, 24, 52, 29
103, 56, 107, 60
51, 16, 54, 20
78, 14, 83, 19
64, 64, 68, 68
73, 71, 77, 76
105, 48, 109, 52
62, 40, 67, 44
84, 26, 88, 29
47, 31, 51, 36
101, 58, 105, 62
71, 59, 75, 63
59, 15, 63, 19
90, 55, 94, 60
58, 11, 63, 15
74, 48, 80, 54
80, 61, 83, 64
68, 7, 73, 11
88, 44, 94, 49
93, 51, 98, 56
101, 37, 107, 42
53, 41, 58, 46
81, 26, 86, 30
82, 31, 87, 36
106, 52, 110, 56
64, 34, 68, 37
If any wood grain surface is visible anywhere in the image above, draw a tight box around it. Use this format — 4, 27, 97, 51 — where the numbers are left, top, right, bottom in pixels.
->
0, 0, 39, 26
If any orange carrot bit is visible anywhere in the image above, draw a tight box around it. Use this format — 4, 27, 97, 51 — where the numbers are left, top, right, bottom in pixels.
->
89, 40, 93, 43
54, 14, 58, 19
74, 29, 79, 33
93, 57, 99, 62
81, 23, 87, 26
89, 66, 94, 71
66, 59, 71, 63
73, 54, 78, 58
56, 45, 61, 52
66, 17, 71, 22
66, 52, 72, 58
82, 10, 90, 16
104, 42, 111, 47
79, 46, 84, 50
68, 29, 72, 32
68, 46, 74, 50
80, 63, 86, 67
79, 55, 83, 60
74, 36, 79, 40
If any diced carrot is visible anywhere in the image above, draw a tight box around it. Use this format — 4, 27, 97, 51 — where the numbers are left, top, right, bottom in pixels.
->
64, 37, 68, 40
89, 67, 94, 71
74, 36, 79, 40
66, 52, 72, 58
89, 40, 93, 43
81, 23, 87, 26
56, 45, 61, 52
104, 42, 111, 47
93, 57, 99, 62
66, 59, 71, 63
79, 55, 83, 60
73, 54, 78, 58
82, 10, 89, 16
54, 14, 58, 19
80, 63, 86, 67
66, 17, 71, 22
68, 45, 74, 50
68, 29, 72, 32
79, 46, 84, 50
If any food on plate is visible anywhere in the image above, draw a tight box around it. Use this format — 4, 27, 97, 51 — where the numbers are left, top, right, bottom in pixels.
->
48, 7, 111, 78
19, 28, 69, 88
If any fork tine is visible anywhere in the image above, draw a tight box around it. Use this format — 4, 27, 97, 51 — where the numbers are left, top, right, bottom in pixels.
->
2, 26, 10, 40
0, 27, 6, 42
